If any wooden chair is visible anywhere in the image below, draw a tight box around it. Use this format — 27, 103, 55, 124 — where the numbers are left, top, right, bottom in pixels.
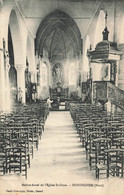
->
0, 149, 6, 175
94, 138, 111, 179
4, 146, 27, 179
88, 133, 107, 170
105, 148, 124, 178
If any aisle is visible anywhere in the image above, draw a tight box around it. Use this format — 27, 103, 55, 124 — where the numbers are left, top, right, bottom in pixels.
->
27, 111, 94, 182
1, 111, 124, 195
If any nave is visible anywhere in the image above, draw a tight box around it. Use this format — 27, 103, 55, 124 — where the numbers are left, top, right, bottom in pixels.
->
1, 0, 124, 194
0, 109, 124, 195
28, 111, 93, 182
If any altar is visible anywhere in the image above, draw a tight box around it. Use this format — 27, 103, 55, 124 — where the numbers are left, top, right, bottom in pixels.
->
49, 82, 69, 101
49, 82, 69, 110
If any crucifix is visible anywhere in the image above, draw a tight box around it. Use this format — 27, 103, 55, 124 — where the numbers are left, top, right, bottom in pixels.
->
105, 11, 108, 28
0, 39, 10, 78
102, 11, 109, 41
0, 38, 9, 60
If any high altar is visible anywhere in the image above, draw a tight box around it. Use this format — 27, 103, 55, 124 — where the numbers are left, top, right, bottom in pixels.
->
49, 82, 69, 100
50, 63, 69, 100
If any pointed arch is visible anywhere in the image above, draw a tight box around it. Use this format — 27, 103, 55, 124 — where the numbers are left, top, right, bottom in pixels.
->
35, 9, 82, 58
8, 9, 24, 65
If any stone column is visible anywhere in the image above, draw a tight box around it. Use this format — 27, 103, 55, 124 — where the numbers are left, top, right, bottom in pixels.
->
0, 48, 5, 111
4, 55, 11, 110
0, 4, 5, 110
15, 64, 26, 104
30, 70, 36, 83
76, 56, 80, 89
115, 60, 119, 87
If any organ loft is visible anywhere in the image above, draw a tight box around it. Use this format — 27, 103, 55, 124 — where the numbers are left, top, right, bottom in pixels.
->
0, 1, 124, 194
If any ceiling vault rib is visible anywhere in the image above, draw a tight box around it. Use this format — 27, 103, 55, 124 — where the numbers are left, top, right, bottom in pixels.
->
52, 46, 64, 57
61, 29, 67, 58
36, 10, 82, 59
52, 42, 73, 57
49, 28, 58, 60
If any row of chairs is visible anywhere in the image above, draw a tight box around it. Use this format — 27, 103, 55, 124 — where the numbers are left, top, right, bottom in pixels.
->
0, 102, 49, 179
70, 103, 124, 179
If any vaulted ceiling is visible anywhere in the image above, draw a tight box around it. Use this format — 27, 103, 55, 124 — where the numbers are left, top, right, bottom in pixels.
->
16, 0, 102, 37
16, 0, 103, 62
35, 10, 82, 61
42, 27, 74, 62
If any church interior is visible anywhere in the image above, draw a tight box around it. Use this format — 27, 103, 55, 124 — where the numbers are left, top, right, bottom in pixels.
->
0, 0, 124, 194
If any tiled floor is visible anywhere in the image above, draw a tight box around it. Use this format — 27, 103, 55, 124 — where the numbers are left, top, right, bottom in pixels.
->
0, 111, 124, 195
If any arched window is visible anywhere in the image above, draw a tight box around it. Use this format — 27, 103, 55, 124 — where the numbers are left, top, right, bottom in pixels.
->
41, 63, 47, 86
83, 35, 90, 81
69, 63, 76, 85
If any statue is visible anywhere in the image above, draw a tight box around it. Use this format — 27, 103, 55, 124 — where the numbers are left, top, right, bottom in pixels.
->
52, 63, 62, 85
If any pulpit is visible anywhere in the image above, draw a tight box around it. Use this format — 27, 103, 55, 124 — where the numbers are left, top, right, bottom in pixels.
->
87, 16, 122, 109
88, 40, 122, 108
93, 81, 108, 110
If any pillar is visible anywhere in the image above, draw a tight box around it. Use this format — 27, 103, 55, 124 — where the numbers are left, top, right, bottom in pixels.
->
30, 70, 36, 83
4, 55, 11, 110
15, 64, 26, 104
0, 6, 5, 111
0, 48, 5, 111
